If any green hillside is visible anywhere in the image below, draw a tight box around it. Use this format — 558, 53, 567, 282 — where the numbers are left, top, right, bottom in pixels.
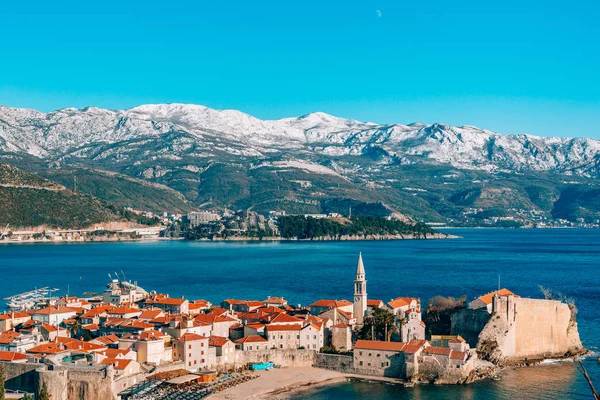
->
0, 164, 149, 229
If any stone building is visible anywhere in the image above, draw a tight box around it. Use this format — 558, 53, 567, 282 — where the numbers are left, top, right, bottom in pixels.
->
353, 340, 406, 377
173, 333, 209, 371
469, 288, 518, 313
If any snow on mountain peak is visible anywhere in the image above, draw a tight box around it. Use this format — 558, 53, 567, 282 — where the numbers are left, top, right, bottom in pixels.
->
1, 103, 600, 175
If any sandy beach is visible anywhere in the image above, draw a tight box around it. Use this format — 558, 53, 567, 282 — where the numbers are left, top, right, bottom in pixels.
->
207, 367, 346, 400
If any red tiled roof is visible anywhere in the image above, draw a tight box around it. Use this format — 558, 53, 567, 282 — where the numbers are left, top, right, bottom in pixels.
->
0, 312, 30, 320
367, 300, 383, 307
476, 288, 518, 305
0, 331, 20, 345
265, 324, 301, 332
27, 342, 66, 355
449, 336, 466, 343
333, 323, 350, 329
310, 299, 352, 308
138, 309, 164, 320
146, 297, 187, 306
94, 334, 120, 345
450, 350, 468, 360
32, 306, 77, 315
423, 346, 452, 356
208, 336, 230, 347
138, 330, 167, 341
180, 333, 207, 342
263, 297, 286, 304
354, 340, 405, 352
401, 339, 428, 354
101, 358, 134, 370
387, 297, 417, 309
101, 348, 131, 358
269, 313, 303, 324
0, 351, 27, 361
235, 335, 267, 343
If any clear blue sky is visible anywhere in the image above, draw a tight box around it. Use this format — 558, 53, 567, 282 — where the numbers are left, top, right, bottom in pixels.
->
1, 0, 599, 138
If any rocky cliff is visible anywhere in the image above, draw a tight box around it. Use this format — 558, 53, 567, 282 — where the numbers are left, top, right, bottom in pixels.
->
476, 295, 584, 364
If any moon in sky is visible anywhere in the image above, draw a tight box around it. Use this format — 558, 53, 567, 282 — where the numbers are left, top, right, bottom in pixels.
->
376, 10, 382, 18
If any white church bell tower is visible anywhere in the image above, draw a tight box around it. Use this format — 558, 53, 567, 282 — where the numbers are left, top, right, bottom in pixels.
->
353, 252, 367, 325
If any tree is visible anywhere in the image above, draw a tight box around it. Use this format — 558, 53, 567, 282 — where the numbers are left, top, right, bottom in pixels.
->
38, 381, 50, 400
0, 362, 5, 400
22, 394, 33, 400
359, 308, 399, 341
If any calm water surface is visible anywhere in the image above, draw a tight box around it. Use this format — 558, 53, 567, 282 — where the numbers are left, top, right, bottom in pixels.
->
1, 228, 599, 399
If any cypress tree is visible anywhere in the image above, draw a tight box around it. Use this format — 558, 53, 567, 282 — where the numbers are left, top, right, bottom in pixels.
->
38, 381, 50, 400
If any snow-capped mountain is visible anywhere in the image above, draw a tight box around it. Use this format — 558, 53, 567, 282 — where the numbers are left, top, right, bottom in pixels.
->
1, 103, 599, 176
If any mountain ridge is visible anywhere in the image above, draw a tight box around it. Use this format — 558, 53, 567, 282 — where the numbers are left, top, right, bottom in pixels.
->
2, 103, 600, 225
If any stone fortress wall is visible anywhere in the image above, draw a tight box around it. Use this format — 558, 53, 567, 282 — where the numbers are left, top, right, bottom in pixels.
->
476, 295, 583, 363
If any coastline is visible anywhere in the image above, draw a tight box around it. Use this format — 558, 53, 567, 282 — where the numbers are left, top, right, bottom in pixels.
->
0, 232, 460, 245
207, 354, 591, 400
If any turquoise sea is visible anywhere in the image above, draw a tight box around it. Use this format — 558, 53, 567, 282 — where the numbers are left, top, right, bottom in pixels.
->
1, 228, 599, 399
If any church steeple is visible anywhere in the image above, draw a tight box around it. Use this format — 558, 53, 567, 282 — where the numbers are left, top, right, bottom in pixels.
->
353, 252, 367, 326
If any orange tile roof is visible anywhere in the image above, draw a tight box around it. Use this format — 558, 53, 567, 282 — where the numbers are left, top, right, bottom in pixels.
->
32, 306, 77, 315
245, 322, 265, 330
138, 330, 167, 341
269, 313, 303, 324
223, 299, 247, 305
263, 297, 287, 304
387, 297, 417, 309
0, 331, 20, 345
450, 350, 468, 360
101, 358, 134, 370
94, 334, 120, 345
367, 300, 383, 307
333, 323, 350, 329
101, 348, 131, 358
401, 339, 429, 354
107, 306, 141, 315
257, 306, 286, 314
180, 333, 207, 342
354, 340, 405, 352
423, 346, 452, 356
235, 335, 267, 343
337, 309, 354, 321
0, 351, 28, 361
138, 309, 164, 320
449, 336, 466, 343
146, 297, 187, 306
477, 288, 518, 305
0, 312, 30, 320
41, 323, 57, 332
27, 342, 66, 355
265, 324, 301, 332
208, 336, 230, 347
310, 299, 352, 308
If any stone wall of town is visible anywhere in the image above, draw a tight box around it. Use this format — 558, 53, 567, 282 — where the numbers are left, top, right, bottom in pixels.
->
477, 296, 583, 363
2, 361, 116, 400
2, 361, 41, 394
236, 349, 316, 367
314, 353, 355, 373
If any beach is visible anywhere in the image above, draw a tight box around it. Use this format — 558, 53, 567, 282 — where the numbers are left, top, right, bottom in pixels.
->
207, 367, 346, 400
